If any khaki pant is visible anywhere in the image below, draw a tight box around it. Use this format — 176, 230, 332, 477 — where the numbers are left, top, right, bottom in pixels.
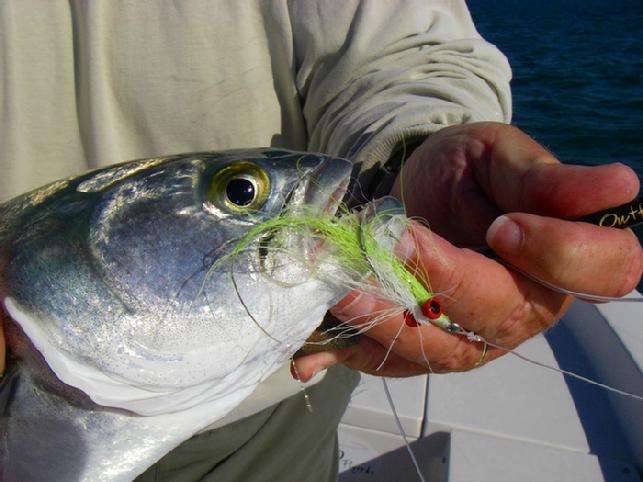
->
136, 365, 360, 482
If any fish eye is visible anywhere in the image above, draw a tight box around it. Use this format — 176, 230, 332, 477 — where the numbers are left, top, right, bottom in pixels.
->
206, 162, 270, 213
226, 177, 256, 207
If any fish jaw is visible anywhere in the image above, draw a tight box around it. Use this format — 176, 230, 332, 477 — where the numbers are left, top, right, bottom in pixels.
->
302, 154, 352, 214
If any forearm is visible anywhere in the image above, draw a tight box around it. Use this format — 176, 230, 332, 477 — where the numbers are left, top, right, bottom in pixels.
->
291, 0, 512, 171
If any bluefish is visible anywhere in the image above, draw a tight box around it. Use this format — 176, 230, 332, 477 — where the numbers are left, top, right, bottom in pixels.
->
0, 148, 395, 481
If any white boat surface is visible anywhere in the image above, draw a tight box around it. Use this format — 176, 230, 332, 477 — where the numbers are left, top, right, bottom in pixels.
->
338, 292, 643, 482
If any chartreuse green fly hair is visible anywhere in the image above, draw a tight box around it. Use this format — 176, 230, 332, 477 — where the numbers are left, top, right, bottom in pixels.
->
212, 199, 456, 334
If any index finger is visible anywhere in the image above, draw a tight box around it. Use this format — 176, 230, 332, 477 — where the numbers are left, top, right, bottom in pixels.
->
486, 212, 642, 298
476, 124, 640, 217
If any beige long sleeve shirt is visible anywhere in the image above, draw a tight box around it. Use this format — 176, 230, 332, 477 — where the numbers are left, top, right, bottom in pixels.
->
0, 2, 511, 480
1, 0, 510, 201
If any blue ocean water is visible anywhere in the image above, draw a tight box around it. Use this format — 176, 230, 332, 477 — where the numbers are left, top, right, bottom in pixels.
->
468, 0, 643, 180
468, 0, 643, 289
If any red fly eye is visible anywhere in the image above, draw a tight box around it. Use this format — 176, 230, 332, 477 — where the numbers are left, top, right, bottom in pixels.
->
403, 309, 419, 327
421, 297, 442, 320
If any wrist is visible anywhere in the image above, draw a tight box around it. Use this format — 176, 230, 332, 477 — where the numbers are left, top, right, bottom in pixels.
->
370, 139, 423, 199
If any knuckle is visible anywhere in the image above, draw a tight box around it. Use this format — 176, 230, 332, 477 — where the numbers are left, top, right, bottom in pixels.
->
436, 265, 467, 307
428, 356, 461, 373
492, 301, 529, 346
492, 299, 550, 348
428, 338, 477, 373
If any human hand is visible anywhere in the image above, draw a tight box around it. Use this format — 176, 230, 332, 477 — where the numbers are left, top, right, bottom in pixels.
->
294, 122, 642, 379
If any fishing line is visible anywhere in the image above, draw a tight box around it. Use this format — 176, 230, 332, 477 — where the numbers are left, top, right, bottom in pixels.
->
501, 260, 643, 302
446, 324, 643, 401
480, 196, 643, 302
229, 256, 283, 344
382, 377, 427, 482
415, 323, 434, 373
505, 346, 643, 401
376, 319, 407, 372
290, 359, 314, 413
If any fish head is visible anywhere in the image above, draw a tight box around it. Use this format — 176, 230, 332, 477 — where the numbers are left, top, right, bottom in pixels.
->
1, 148, 354, 415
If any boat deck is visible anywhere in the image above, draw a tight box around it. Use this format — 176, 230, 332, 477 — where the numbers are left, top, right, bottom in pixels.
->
338, 294, 643, 481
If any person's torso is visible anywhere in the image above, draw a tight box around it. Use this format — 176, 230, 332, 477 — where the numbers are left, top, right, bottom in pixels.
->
0, 0, 307, 200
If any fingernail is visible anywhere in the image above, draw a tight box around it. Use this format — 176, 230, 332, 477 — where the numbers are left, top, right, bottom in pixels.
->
308, 368, 320, 382
291, 361, 318, 382
290, 361, 300, 380
486, 215, 523, 253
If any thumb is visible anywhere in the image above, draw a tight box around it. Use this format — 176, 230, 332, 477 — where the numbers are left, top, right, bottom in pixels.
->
486, 212, 642, 296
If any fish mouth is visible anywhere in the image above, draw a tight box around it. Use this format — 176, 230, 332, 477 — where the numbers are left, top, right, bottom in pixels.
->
302, 157, 352, 215
276, 154, 352, 216
257, 156, 352, 279
296, 157, 352, 256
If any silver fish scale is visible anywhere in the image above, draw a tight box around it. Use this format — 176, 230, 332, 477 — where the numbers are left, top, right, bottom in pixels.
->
0, 149, 368, 481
